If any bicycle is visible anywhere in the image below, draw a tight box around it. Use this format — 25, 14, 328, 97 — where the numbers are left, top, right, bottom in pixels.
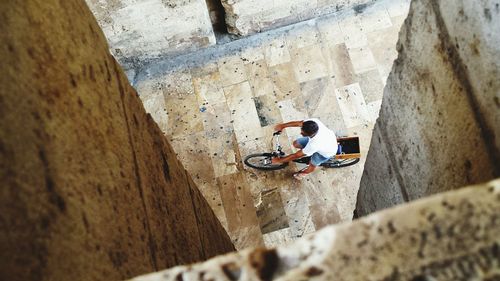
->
244, 131, 360, 170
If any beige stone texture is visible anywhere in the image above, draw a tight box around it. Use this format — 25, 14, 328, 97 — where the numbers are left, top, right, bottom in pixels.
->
221, 0, 378, 36
356, 0, 499, 216
437, 0, 500, 162
0, 1, 234, 280
84, 0, 215, 69
130, 179, 500, 281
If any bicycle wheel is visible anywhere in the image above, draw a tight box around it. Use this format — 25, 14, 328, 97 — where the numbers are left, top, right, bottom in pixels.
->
244, 153, 288, 170
322, 157, 360, 168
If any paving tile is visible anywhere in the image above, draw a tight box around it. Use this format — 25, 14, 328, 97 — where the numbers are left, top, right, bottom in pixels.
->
253, 94, 283, 127
277, 98, 309, 123
256, 188, 289, 234
169, 132, 214, 186
348, 46, 378, 74
359, 1, 393, 33
338, 11, 367, 49
262, 228, 294, 247
137, 85, 169, 133
197, 178, 228, 231
366, 100, 383, 124
190, 62, 219, 77
218, 172, 264, 249
385, 0, 411, 18
367, 24, 401, 79
310, 84, 347, 134
249, 77, 275, 97
279, 182, 316, 239
208, 132, 239, 178
269, 63, 301, 101
245, 60, 270, 82
309, 202, 342, 229
164, 94, 204, 137
170, 131, 230, 229
301, 169, 337, 206
264, 36, 291, 67
327, 43, 357, 88
317, 14, 344, 45
335, 83, 371, 128
200, 101, 234, 138
224, 81, 264, 143
300, 77, 329, 116
286, 21, 321, 50
163, 69, 195, 97
218, 55, 247, 87
315, 167, 361, 222
193, 71, 226, 105
142, 95, 168, 133
356, 69, 385, 103
229, 225, 265, 250
240, 47, 265, 64
290, 44, 329, 83
391, 15, 407, 27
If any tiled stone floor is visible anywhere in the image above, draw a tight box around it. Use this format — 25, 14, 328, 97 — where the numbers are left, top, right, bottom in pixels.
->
134, 0, 410, 250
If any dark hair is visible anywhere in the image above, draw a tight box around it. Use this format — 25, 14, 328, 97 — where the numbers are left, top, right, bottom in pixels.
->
302, 120, 319, 136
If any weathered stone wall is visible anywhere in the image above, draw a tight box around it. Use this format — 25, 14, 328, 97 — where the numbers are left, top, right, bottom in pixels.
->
130, 178, 500, 280
84, 0, 215, 69
222, 0, 377, 35
0, 1, 233, 281
355, 0, 500, 215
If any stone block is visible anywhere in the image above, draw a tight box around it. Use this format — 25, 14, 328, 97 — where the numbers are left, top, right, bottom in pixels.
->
85, 0, 215, 69
222, 0, 376, 36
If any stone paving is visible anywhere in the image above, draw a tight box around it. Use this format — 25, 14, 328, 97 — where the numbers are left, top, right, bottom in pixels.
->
134, 0, 410, 250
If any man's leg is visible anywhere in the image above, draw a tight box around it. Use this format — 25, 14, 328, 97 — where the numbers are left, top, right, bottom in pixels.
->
293, 137, 309, 149
293, 153, 329, 180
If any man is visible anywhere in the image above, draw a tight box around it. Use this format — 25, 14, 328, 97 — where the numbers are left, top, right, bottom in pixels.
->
272, 118, 338, 180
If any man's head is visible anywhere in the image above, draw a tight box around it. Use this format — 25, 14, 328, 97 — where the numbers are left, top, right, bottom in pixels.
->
301, 120, 319, 137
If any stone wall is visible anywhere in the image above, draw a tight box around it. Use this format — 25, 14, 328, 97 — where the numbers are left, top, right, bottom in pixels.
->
84, 0, 215, 69
130, 178, 500, 280
222, 0, 376, 35
355, 0, 500, 215
0, 1, 233, 280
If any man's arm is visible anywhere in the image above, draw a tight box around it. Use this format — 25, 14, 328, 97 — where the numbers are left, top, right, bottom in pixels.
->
272, 150, 306, 164
274, 120, 303, 132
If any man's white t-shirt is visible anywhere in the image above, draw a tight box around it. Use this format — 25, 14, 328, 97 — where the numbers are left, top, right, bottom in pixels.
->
301, 118, 338, 158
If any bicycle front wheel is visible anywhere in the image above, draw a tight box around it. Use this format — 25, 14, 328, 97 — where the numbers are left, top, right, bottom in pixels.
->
244, 153, 288, 170
322, 157, 360, 168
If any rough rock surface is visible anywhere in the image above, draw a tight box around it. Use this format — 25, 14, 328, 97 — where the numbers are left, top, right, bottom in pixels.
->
356, 0, 500, 215
222, 0, 376, 35
130, 179, 500, 281
0, 1, 233, 280
84, 0, 215, 70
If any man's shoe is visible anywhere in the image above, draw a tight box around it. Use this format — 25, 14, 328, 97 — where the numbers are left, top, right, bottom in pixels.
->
293, 172, 307, 180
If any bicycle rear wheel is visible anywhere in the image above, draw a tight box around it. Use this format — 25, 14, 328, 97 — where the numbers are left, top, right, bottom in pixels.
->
244, 153, 288, 170
322, 157, 360, 168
